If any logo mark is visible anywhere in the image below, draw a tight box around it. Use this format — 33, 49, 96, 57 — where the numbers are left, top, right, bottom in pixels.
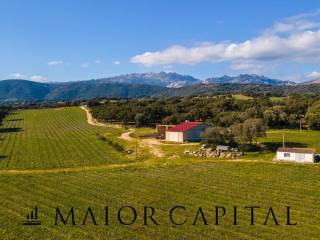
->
23, 206, 41, 225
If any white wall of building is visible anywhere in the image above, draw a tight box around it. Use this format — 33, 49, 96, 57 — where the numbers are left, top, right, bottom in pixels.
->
165, 132, 183, 143
276, 151, 314, 163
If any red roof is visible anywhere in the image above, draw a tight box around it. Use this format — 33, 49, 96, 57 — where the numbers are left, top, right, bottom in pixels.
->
167, 121, 203, 132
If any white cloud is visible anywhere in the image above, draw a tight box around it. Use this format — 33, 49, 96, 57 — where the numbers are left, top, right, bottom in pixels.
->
265, 10, 320, 35
131, 10, 320, 66
113, 60, 120, 65
30, 75, 48, 82
95, 59, 101, 64
48, 60, 64, 66
9, 73, 26, 79
81, 62, 89, 68
306, 71, 320, 79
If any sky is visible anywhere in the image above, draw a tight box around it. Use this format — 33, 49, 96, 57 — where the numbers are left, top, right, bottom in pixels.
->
1, 0, 320, 82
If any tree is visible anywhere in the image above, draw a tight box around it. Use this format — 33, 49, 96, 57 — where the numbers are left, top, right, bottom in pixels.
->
134, 113, 146, 127
201, 127, 235, 147
305, 101, 320, 129
231, 118, 266, 144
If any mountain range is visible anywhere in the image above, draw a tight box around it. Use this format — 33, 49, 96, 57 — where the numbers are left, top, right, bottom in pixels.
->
204, 74, 296, 85
94, 72, 200, 88
0, 72, 318, 102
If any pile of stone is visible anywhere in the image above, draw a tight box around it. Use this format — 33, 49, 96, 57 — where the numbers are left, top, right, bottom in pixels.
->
184, 148, 243, 159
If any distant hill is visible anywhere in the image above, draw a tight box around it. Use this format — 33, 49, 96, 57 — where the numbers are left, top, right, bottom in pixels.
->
301, 79, 320, 85
0, 79, 164, 102
46, 82, 164, 100
3, 72, 319, 102
95, 72, 200, 88
204, 74, 296, 85
0, 80, 52, 102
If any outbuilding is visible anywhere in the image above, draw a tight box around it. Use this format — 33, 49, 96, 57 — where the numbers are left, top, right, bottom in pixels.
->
276, 147, 315, 163
165, 121, 208, 143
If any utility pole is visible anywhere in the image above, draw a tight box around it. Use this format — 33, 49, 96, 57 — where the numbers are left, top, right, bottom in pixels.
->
282, 129, 285, 148
300, 118, 302, 133
135, 137, 138, 160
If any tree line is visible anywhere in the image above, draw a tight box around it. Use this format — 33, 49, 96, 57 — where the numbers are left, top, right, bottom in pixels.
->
89, 94, 320, 130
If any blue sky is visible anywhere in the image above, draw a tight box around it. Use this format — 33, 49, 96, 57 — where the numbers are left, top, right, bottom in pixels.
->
1, 0, 320, 82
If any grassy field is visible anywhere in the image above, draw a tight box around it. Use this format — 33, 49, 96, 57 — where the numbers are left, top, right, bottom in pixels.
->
260, 129, 320, 152
269, 96, 285, 102
0, 163, 319, 239
0, 107, 320, 239
0, 107, 133, 169
231, 94, 253, 100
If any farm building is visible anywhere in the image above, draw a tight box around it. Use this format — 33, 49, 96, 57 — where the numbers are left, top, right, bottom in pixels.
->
276, 147, 315, 163
156, 124, 176, 139
165, 121, 208, 143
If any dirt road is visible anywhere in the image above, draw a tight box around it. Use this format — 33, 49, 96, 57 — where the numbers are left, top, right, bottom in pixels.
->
81, 107, 164, 157
119, 129, 134, 141
80, 105, 122, 128
119, 129, 164, 157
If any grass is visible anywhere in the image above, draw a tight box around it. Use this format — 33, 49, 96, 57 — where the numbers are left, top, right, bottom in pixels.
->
0, 107, 133, 169
0, 107, 320, 239
269, 96, 285, 102
0, 162, 319, 239
259, 129, 320, 152
129, 127, 155, 138
232, 94, 253, 100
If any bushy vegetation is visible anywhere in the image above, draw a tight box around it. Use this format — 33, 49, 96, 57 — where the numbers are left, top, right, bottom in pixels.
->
158, 83, 320, 97
96, 133, 125, 152
201, 118, 266, 148
89, 94, 319, 129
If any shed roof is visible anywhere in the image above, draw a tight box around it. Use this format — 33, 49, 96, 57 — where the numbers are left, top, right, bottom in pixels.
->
167, 121, 204, 132
277, 147, 315, 154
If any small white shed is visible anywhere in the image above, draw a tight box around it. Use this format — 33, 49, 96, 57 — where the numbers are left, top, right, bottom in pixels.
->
276, 147, 315, 163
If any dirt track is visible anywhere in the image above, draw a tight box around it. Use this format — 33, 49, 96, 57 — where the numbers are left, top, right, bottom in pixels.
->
119, 129, 134, 141
81, 106, 164, 157
80, 105, 122, 128
119, 129, 164, 157
0, 159, 277, 176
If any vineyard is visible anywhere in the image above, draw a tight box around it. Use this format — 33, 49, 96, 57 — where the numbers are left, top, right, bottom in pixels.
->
0, 163, 320, 239
0, 107, 131, 169
0, 107, 319, 239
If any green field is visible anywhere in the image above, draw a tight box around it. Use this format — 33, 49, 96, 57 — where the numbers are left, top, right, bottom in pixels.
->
232, 94, 253, 100
0, 107, 131, 169
260, 129, 320, 152
0, 107, 320, 239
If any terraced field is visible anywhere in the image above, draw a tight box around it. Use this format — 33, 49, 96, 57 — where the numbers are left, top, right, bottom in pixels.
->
0, 107, 130, 169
